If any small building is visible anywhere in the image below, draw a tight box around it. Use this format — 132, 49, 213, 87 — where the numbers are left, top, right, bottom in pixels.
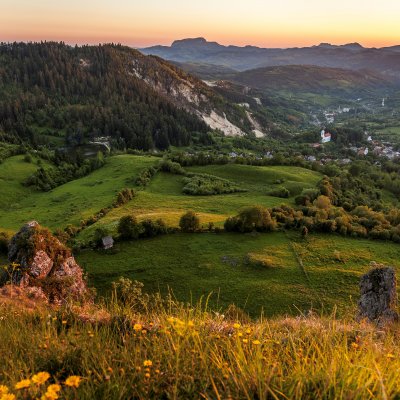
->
321, 130, 332, 144
102, 236, 114, 250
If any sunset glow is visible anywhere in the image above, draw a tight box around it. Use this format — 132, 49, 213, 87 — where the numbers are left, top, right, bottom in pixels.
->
1, 0, 400, 48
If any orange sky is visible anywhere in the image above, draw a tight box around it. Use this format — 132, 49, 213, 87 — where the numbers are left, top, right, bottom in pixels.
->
1, 0, 400, 48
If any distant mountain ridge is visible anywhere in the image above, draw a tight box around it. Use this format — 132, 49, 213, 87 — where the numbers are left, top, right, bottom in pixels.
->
142, 38, 400, 77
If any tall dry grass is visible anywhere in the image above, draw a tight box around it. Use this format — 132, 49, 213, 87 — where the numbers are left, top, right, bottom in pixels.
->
0, 281, 400, 399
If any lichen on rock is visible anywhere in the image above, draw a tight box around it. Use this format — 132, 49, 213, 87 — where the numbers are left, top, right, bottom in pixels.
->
2, 221, 90, 304
358, 265, 398, 325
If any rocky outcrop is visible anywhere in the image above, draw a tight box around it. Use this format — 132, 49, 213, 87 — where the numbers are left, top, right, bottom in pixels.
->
3, 221, 89, 304
358, 266, 398, 324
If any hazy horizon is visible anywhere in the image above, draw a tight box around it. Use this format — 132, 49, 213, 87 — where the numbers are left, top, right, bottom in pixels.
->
1, 0, 400, 49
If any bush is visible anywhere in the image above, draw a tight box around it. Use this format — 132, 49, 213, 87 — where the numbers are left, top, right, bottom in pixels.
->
93, 227, 111, 248
114, 188, 135, 207
117, 215, 142, 240
135, 167, 158, 187
314, 195, 332, 210
158, 160, 186, 175
226, 206, 277, 233
179, 211, 200, 233
268, 186, 290, 198
140, 219, 168, 238
0, 231, 10, 254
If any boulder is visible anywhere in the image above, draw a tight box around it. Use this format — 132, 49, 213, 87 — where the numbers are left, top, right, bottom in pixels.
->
3, 221, 89, 304
358, 266, 398, 324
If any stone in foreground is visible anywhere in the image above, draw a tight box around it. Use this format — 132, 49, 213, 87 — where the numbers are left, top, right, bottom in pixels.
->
358, 266, 398, 324
4, 221, 89, 304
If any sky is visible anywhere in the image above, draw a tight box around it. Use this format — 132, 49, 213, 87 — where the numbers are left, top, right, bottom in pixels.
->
1, 0, 400, 48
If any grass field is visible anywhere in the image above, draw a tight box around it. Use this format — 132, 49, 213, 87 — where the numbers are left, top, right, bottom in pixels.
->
77, 163, 321, 242
3, 295, 400, 399
0, 154, 158, 231
77, 232, 400, 317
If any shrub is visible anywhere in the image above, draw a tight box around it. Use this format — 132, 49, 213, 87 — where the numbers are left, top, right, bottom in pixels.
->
0, 231, 10, 254
140, 219, 168, 238
239, 206, 277, 233
93, 227, 111, 248
179, 211, 200, 233
268, 186, 290, 198
314, 195, 332, 210
158, 160, 186, 175
117, 215, 142, 240
135, 167, 158, 187
114, 188, 135, 207
224, 216, 239, 232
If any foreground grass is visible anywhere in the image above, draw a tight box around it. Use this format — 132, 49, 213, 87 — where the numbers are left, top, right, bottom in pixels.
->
1, 293, 400, 399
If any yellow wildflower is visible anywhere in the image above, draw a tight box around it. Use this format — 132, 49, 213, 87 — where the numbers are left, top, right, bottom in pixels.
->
32, 372, 50, 385
233, 323, 241, 329
133, 323, 143, 331
41, 391, 59, 400
242, 339, 248, 344
47, 384, 61, 393
15, 379, 31, 389
64, 376, 81, 388
387, 353, 395, 359
1, 394, 16, 400
252, 340, 261, 345
145, 373, 151, 378
0, 386, 9, 396
188, 320, 194, 328
143, 360, 153, 367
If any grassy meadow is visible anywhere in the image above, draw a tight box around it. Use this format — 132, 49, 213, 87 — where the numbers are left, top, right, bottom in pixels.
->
0, 154, 157, 231
1, 153, 400, 319
77, 163, 321, 242
77, 232, 400, 317
1, 293, 400, 399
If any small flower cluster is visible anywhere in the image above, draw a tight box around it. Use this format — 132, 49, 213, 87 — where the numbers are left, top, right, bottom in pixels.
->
0, 372, 82, 400
232, 322, 262, 346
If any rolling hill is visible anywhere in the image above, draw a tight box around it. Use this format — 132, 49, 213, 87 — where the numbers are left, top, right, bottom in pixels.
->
231, 65, 395, 97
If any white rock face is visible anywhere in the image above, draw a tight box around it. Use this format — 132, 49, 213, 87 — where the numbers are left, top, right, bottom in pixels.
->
246, 111, 265, 138
202, 111, 244, 137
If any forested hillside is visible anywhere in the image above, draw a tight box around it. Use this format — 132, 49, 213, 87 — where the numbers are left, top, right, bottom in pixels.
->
0, 42, 253, 150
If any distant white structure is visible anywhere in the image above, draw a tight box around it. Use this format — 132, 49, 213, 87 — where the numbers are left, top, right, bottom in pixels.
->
321, 129, 332, 143
382, 98, 385, 107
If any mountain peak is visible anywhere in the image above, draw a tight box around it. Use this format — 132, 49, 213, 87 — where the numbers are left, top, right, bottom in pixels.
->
342, 42, 364, 50
172, 37, 210, 47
